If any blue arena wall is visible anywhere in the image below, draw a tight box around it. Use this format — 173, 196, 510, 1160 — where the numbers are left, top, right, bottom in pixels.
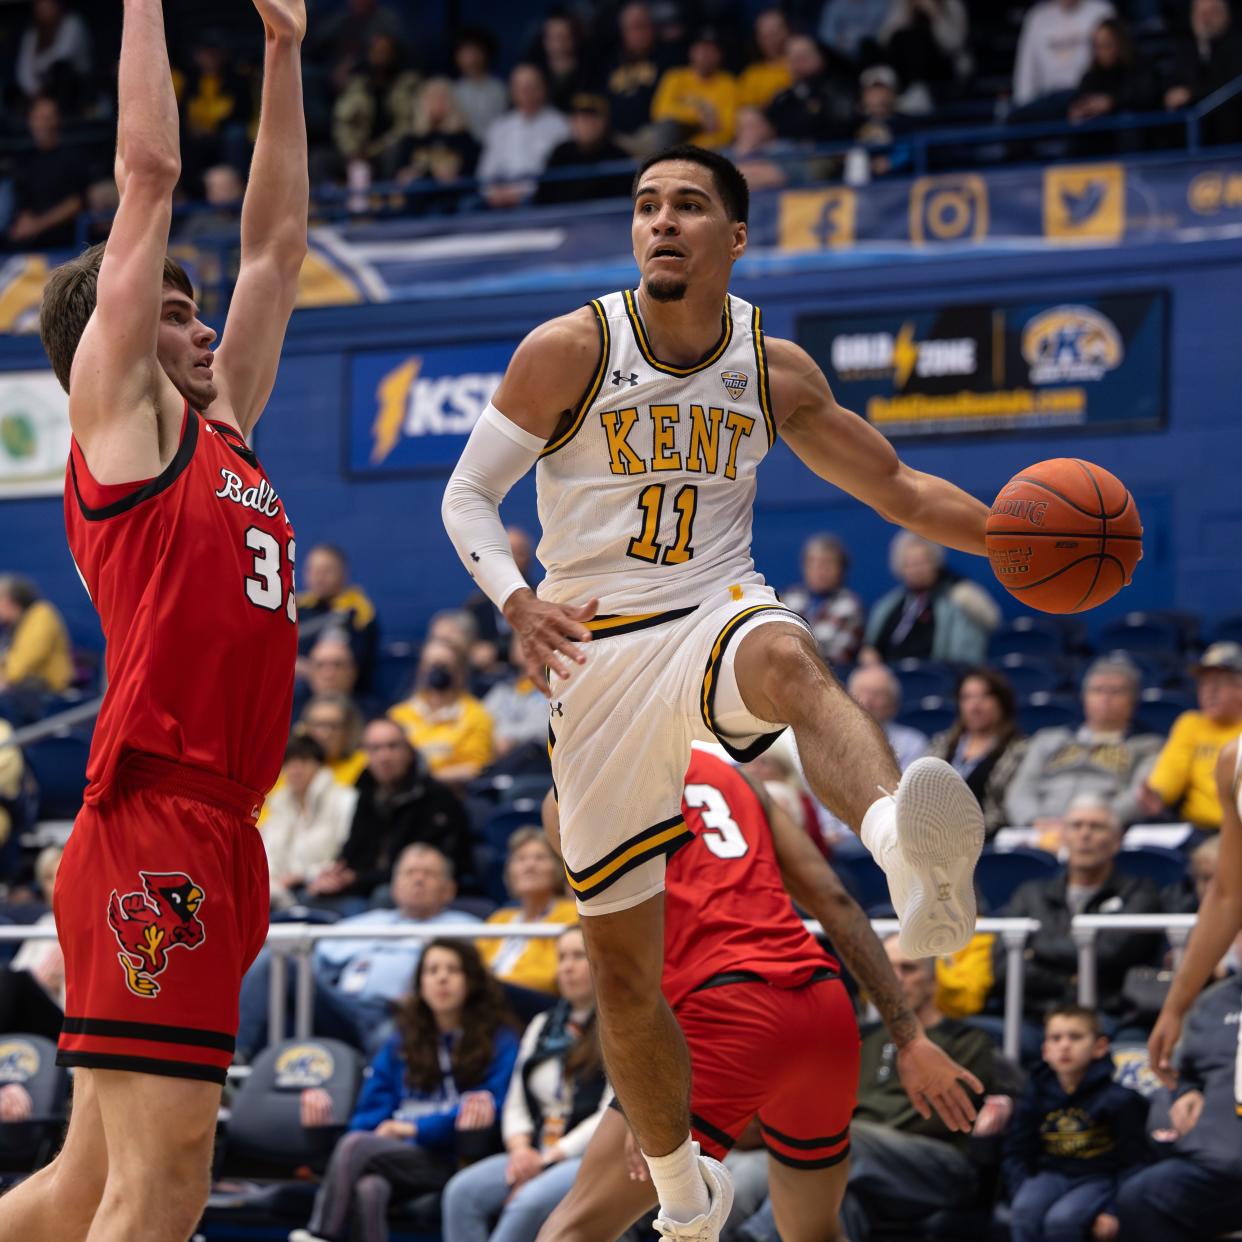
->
3, 234, 1240, 651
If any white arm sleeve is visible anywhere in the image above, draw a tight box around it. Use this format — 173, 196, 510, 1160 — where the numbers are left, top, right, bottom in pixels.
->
441, 402, 545, 611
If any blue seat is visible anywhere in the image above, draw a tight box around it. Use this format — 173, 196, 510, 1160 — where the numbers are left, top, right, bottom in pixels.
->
1017, 694, 1080, 735
989, 616, 1086, 660
892, 660, 957, 703
480, 807, 543, 855
831, 853, 890, 914
1115, 846, 1188, 892
1134, 689, 1194, 736
1213, 615, 1242, 646
895, 696, 956, 738
373, 640, 419, 705
995, 653, 1074, 699
22, 733, 91, 821
1099, 612, 1189, 654
976, 847, 1060, 913
1100, 647, 1188, 692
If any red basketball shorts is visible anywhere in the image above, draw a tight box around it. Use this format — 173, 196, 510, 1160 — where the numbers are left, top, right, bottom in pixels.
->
679, 971, 860, 1169
54, 754, 269, 1085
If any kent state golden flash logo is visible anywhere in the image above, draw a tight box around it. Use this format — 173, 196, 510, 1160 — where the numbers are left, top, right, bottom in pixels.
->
107, 871, 207, 998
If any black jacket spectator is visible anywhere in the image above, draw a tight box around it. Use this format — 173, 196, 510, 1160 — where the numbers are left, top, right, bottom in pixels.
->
606, 2, 676, 146
995, 868, 1163, 1019
1071, 19, 1159, 119
7, 96, 87, 250
297, 544, 380, 694
1166, 0, 1242, 144
537, 96, 632, 205
766, 34, 854, 141
340, 750, 473, 897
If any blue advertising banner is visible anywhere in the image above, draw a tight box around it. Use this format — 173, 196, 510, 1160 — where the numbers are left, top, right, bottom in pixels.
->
798, 290, 1167, 437
346, 340, 516, 476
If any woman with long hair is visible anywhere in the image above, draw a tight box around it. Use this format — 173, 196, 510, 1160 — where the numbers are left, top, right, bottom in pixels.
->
926, 668, 1026, 836
292, 940, 519, 1242
441, 927, 611, 1242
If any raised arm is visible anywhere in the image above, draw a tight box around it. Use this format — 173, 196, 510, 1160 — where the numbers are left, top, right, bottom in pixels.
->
67, 0, 182, 476
769, 336, 988, 556
212, 0, 308, 435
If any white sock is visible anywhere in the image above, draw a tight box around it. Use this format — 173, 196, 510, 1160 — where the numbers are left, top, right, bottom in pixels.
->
860, 793, 897, 865
644, 1135, 709, 1223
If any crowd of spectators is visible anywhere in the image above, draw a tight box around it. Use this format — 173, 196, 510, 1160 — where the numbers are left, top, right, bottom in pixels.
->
2, 0, 1241, 248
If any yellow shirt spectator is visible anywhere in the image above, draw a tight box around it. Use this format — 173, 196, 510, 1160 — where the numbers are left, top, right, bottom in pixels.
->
737, 60, 792, 109
935, 932, 994, 1019
478, 899, 579, 993
1, 598, 73, 693
1147, 711, 1242, 829
652, 34, 738, 149
389, 692, 494, 781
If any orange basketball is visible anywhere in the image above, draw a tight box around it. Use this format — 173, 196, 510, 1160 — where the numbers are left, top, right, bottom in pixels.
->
985, 458, 1142, 614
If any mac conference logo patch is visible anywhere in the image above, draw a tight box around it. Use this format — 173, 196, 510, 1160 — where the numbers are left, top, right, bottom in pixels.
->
720, 371, 748, 399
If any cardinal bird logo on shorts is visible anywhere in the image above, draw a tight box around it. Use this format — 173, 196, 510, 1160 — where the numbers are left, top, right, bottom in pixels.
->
107, 871, 207, 998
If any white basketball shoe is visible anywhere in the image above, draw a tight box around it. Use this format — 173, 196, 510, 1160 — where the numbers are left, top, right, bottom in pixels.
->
652, 1145, 734, 1241
877, 756, 985, 958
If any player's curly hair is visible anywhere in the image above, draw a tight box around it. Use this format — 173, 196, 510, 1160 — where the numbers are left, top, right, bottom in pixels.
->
396, 939, 516, 1093
39, 242, 194, 393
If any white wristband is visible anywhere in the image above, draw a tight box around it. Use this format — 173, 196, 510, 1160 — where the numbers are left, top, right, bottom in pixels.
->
441, 403, 544, 611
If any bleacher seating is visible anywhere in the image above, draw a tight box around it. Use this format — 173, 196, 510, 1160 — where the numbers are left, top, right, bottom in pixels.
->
1115, 845, 1190, 892
896, 696, 957, 738
1135, 687, 1195, 734
1015, 693, 1080, 735
975, 847, 1061, 914
892, 659, 957, 703
21, 733, 90, 822
1099, 611, 1200, 654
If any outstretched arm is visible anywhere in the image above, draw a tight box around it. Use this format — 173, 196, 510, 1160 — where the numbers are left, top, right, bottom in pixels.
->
213, 0, 308, 435
68, 0, 182, 476
770, 337, 988, 556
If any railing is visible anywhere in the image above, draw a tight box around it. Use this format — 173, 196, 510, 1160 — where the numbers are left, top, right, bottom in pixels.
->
0, 916, 1043, 1063
1071, 912, 1197, 1008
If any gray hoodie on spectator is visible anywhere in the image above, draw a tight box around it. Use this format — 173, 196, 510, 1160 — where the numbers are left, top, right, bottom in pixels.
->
1004, 726, 1162, 827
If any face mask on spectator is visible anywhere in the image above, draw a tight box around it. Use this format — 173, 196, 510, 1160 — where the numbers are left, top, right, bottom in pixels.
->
425, 664, 454, 691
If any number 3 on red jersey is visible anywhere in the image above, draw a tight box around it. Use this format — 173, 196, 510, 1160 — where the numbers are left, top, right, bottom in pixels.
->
244, 527, 296, 622
684, 783, 750, 860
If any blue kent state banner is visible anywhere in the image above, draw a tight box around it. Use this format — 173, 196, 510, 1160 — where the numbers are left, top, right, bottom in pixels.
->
799, 291, 1167, 438
346, 340, 517, 476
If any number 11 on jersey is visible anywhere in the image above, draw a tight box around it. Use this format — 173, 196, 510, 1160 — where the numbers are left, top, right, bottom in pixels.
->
627, 483, 698, 565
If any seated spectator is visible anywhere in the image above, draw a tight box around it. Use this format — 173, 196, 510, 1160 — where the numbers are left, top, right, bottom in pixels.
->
1068, 17, 1159, 124
1, 844, 64, 1041
1165, 0, 1242, 145
261, 736, 359, 910
738, 9, 793, 109
395, 77, 480, 201
1003, 1003, 1149, 1242
178, 34, 254, 189
16, 0, 91, 112
441, 927, 611, 1242
390, 637, 494, 786
297, 544, 379, 693
742, 736, 826, 854
0, 718, 29, 858
1118, 971, 1242, 1241
452, 29, 508, 144
304, 0, 408, 97
781, 533, 865, 666
651, 28, 739, 149
1013, 0, 1116, 113
1005, 655, 1161, 831
838, 933, 996, 1241
6, 95, 87, 252
765, 33, 854, 142
853, 64, 917, 176
864, 531, 999, 665
299, 694, 368, 787
293, 630, 378, 723
0, 575, 73, 720
851, 664, 928, 770
237, 844, 479, 1059
994, 794, 1163, 1026
175, 164, 244, 245
878, 0, 971, 102
292, 940, 520, 1242
1166, 834, 1220, 915
331, 31, 422, 182
311, 718, 474, 901
818, 0, 892, 62
926, 669, 1026, 836
606, 1, 677, 155
477, 64, 570, 210
479, 829, 578, 996
537, 95, 632, 206
934, 931, 995, 1020
464, 526, 534, 669
726, 106, 796, 191
530, 11, 593, 114
481, 635, 551, 760
1140, 642, 1242, 831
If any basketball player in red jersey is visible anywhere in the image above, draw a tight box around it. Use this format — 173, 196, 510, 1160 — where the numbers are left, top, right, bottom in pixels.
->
0, 3, 307, 1240
538, 747, 984, 1242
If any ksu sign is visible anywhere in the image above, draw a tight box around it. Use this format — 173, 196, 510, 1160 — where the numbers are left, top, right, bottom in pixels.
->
800, 291, 1167, 438
346, 341, 516, 476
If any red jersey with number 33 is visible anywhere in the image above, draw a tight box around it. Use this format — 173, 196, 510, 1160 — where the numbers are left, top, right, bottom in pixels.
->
65, 404, 296, 806
662, 747, 838, 1010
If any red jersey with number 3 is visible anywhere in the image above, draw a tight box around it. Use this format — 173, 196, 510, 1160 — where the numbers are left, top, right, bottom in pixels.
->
65, 403, 296, 805
662, 746, 838, 1010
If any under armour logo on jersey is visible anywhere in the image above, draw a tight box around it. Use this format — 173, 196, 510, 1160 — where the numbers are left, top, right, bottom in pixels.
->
550, 701, 564, 717
469, 551, 480, 563
611, 370, 638, 387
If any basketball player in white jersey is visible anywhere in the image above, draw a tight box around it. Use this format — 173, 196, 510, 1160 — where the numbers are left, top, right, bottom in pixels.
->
441, 146, 989, 1239
1149, 733, 1242, 1087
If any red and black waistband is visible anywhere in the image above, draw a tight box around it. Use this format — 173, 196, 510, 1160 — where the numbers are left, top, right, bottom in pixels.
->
115, 753, 264, 824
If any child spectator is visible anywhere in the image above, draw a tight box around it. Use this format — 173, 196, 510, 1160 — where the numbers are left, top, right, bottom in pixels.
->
1003, 1003, 1149, 1242
441, 927, 611, 1242
651, 29, 738, 149
292, 940, 519, 1242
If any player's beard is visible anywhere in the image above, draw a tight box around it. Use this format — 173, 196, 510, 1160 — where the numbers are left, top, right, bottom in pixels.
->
644, 272, 689, 302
